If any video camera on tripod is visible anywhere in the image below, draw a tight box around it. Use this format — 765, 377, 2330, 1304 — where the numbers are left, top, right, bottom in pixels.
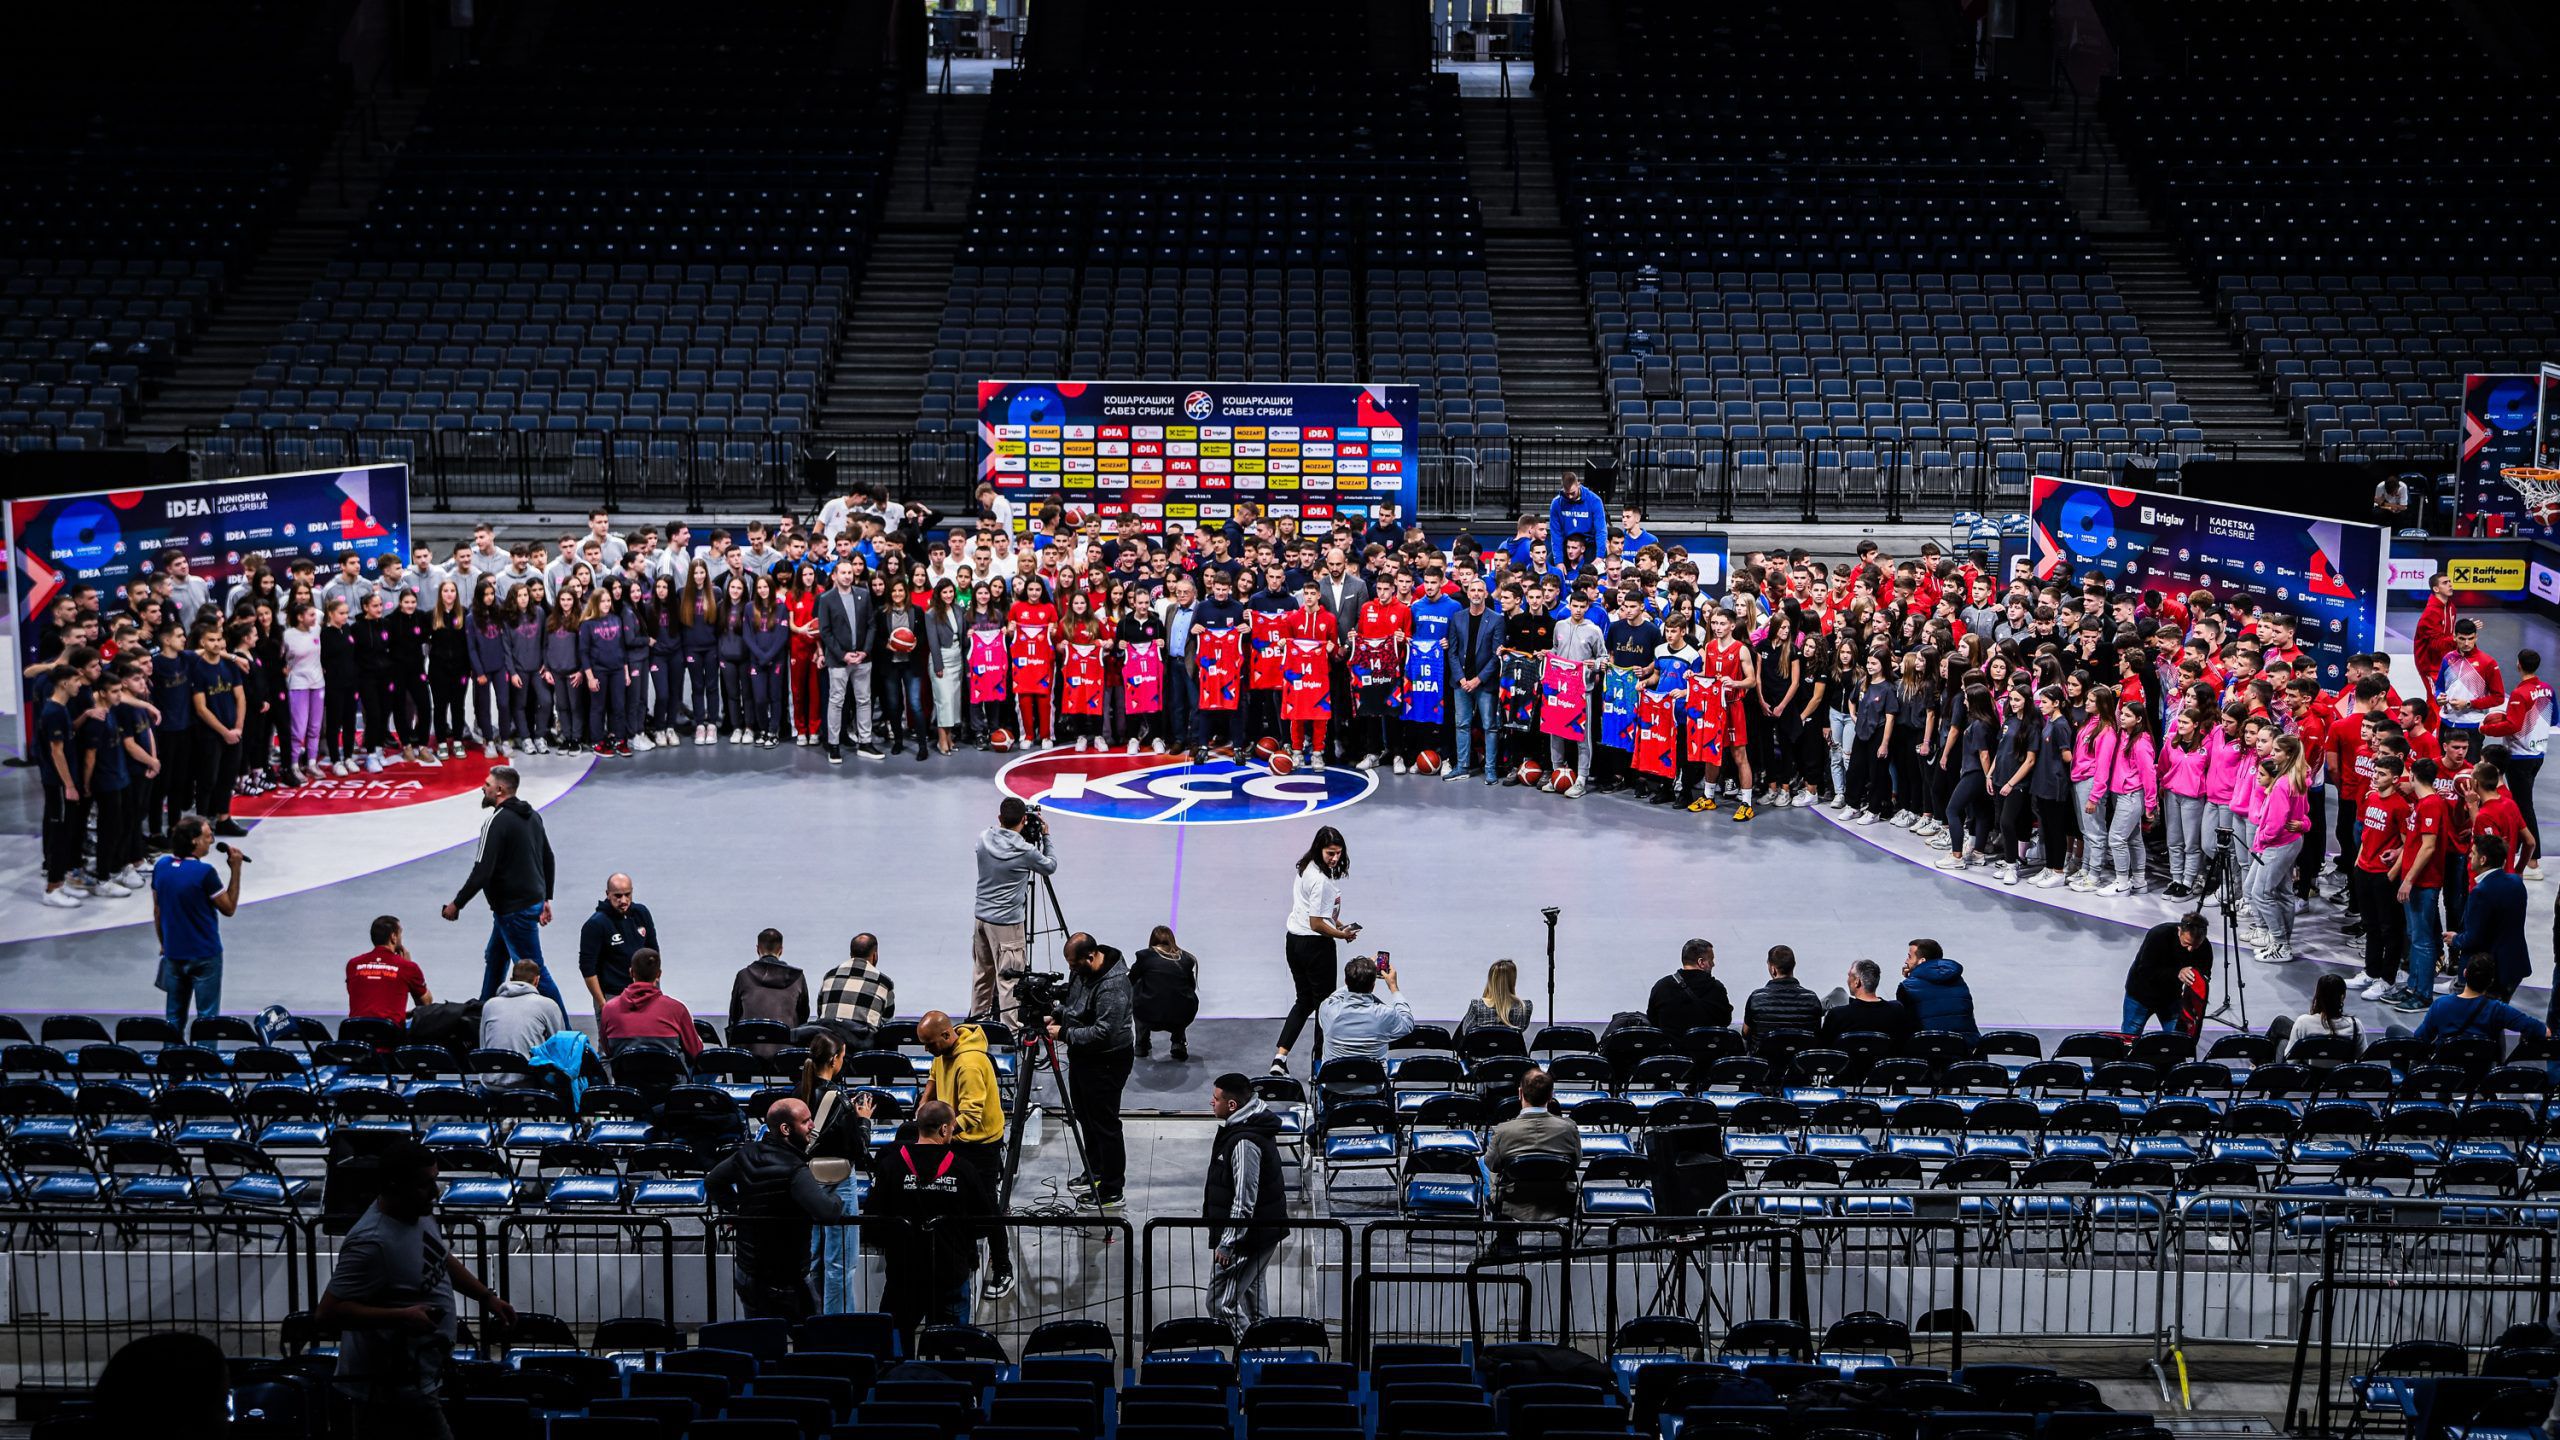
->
1017, 801, 1048, 847
999, 964, 1070, 1032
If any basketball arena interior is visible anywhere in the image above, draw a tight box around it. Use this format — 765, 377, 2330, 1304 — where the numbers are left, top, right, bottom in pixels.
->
3, 0, 2560, 1436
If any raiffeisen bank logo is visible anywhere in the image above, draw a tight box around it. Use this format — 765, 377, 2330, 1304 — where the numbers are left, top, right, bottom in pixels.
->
997, 750, 1374, 825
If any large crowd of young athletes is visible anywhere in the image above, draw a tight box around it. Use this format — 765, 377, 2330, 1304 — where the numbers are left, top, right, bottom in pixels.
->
26, 479, 2551, 1011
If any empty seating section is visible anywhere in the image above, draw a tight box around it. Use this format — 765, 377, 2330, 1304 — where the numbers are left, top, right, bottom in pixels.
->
2105, 0, 2560, 461
1557, 0, 2189, 510
215, 0, 895, 505
924, 2, 1496, 464
0, 9, 342, 451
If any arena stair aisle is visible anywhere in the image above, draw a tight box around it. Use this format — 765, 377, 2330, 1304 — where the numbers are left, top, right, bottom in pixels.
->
1463, 90, 1611, 465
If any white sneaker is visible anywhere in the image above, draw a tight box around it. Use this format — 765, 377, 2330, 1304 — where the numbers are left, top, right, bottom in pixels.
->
1539, 776, 1559, 793
2433, 972, 2459, 993
1357, 753, 1382, 771
2359, 976, 2395, 1001
1566, 781, 1588, 798
1392, 757, 1408, 775
2529, 863, 2546, 882
1310, 755, 1326, 771
1854, 811, 1881, 826
40, 888, 82, 909
1998, 862, 2020, 886
1890, 812, 1917, 829
632, 733, 656, 751
2103, 880, 2134, 897
1925, 834, 1954, 851
1073, 736, 1089, 752
1934, 852, 1969, 871
2067, 875, 2100, 893
2253, 944, 2295, 964
88, 879, 133, 899
534, 737, 551, 754
364, 753, 384, 774
114, 866, 147, 888
2029, 869, 2068, 889
1152, 739, 1168, 753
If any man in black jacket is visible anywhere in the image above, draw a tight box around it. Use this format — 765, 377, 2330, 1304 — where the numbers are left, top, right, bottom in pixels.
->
2122, 912, 2211, 1036
577, 871, 658, 1014
1047, 932, 1134, 1209
441, 766, 559, 1003
865, 1099, 995, 1338
1741, 946, 1825, 1038
816, 563, 878, 762
1645, 937, 1733, 1034
705, 1098, 844, 1320
1204, 1072, 1287, 1330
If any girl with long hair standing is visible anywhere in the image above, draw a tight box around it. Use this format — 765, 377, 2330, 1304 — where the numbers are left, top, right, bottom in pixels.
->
1272, 824, 1359, 1077
2066, 684, 2122, 893
428, 579, 470, 758
879, 575, 929, 760
1008, 575, 1059, 750
2102, 695, 2160, 896
2246, 734, 2313, 962
743, 573, 791, 747
644, 574, 682, 747
679, 560, 720, 744
2159, 704, 2212, 898
795, 1032, 876, 1313
280, 601, 326, 783
715, 574, 751, 742
926, 577, 965, 755
788, 562, 825, 744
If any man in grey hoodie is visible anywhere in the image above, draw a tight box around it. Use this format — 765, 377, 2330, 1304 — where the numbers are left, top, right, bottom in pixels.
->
729, 927, 811, 1032
972, 797, 1057, 1025
480, 958, 566, 1063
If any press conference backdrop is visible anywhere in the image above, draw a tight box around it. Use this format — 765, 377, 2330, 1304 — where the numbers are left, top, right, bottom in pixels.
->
2021, 474, 2387, 688
2458, 370, 2560, 538
6, 463, 412, 721
975, 381, 1420, 537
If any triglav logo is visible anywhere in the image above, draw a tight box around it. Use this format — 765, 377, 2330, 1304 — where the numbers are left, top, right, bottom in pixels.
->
998, 750, 1374, 825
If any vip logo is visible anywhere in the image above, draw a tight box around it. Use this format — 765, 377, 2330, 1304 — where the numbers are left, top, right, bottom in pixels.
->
997, 751, 1374, 825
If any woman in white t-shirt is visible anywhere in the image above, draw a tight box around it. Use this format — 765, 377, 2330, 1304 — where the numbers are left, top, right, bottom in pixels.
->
2273, 972, 2362, 1063
280, 601, 327, 784
1272, 824, 1360, 1077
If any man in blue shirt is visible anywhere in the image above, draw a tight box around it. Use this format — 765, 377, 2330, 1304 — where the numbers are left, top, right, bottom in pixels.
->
1547, 471, 1609, 559
1312, 955, 1414, 1063
1617, 504, 1660, 561
2405, 955, 2548, 1043
152, 817, 243, 1030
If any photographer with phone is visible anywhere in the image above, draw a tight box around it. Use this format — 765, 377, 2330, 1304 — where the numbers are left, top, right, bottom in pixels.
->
1315, 953, 1415, 1065
1271, 824, 1358, 1077
972, 796, 1057, 1025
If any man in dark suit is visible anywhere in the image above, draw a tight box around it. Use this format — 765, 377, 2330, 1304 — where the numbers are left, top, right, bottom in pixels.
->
815, 562, 879, 763
1316, 545, 1370, 759
1446, 577, 1504, 783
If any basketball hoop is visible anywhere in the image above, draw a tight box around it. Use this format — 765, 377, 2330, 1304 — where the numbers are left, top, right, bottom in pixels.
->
2501, 466, 2560, 529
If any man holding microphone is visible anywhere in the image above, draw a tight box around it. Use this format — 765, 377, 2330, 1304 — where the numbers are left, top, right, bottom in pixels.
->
151, 816, 244, 1032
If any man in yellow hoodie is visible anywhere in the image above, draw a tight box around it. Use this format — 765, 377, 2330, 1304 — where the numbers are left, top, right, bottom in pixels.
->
920, 1010, 1013, 1300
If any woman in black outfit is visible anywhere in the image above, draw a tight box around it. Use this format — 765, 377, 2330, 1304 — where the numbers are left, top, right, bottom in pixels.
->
796, 1032, 878, 1314
428, 578, 470, 758
385, 588, 435, 766
878, 576, 929, 759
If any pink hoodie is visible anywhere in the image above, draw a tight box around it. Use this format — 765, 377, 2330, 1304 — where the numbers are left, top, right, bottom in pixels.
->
2252, 775, 2308, 853
2070, 717, 2120, 787
2202, 727, 2250, 805
2159, 738, 2211, 798
2230, 756, 2269, 826
2109, 730, 2160, 807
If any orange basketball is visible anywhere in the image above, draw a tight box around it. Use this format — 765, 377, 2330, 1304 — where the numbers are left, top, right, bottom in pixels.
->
888, 626, 918, 655
1254, 735, 1283, 759
1551, 768, 1577, 792
989, 728, 1014, 750
1268, 751, 1296, 775
1415, 749, 1443, 775
1517, 761, 1545, 788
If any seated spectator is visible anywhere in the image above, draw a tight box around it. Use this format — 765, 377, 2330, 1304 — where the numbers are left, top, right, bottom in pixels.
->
2406, 956, 2550, 1044
814, 931, 896, 1043
481, 958, 567, 1061
1313, 954, 1415, 1064
1644, 937, 1732, 1034
1742, 946, 1823, 1037
1485, 1068, 1580, 1222
1819, 959, 1915, 1045
730, 927, 810, 1031
598, 948, 703, 1057
1896, 938, 1979, 1039
1131, 924, 1201, 1061
2267, 972, 2361, 1060
345, 914, 432, 1025
1459, 957, 1533, 1038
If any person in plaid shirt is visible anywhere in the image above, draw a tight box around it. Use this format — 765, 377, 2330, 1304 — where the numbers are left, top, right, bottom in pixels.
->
815, 931, 896, 1041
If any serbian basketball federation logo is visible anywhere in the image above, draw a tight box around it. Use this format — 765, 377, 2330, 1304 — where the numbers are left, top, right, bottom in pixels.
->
998, 749, 1374, 825
1183, 391, 1216, 422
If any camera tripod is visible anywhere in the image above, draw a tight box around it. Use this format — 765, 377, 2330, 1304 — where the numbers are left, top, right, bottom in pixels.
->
994, 869, 1089, 1210
2202, 829, 2252, 1031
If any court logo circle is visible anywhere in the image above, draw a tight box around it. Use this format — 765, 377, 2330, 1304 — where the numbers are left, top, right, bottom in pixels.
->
997, 750, 1374, 825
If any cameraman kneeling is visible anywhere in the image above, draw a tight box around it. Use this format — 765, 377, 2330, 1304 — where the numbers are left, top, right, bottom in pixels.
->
1048, 932, 1133, 1208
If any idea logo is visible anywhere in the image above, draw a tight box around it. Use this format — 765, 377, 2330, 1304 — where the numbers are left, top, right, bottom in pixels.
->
997, 750, 1374, 825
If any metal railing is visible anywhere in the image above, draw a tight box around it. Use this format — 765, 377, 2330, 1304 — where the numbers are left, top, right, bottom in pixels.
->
2, 1212, 312, 1400
1140, 1217, 1353, 1350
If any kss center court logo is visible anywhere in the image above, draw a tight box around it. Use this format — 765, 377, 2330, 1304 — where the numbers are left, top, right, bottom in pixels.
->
998, 750, 1374, 825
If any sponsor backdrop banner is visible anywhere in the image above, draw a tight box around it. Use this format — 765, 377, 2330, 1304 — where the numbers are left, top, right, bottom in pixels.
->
2458, 371, 2560, 538
8, 463, 411, 682
975, 381, 1419, 536
2022, 474, 2386, 687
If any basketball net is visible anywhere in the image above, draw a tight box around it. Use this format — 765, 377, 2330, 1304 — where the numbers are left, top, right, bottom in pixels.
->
2503, 466, 2560, 530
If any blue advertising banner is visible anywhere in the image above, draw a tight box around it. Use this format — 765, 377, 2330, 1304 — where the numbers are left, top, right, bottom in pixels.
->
975, 380, 1419, 537
9, 462, 410, 663
2458, 370, 2560, 538
2024, 474, 2386, 687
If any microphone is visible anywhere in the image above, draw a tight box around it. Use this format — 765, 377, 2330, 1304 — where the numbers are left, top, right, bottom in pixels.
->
216, 842, 251, 863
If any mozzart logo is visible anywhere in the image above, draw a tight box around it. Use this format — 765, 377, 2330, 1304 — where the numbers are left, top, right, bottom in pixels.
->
997, 750, 1375, 825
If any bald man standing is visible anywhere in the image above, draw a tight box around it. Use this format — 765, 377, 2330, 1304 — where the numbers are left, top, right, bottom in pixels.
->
577, 871, 659, 1013
706, 1098, 844, 1320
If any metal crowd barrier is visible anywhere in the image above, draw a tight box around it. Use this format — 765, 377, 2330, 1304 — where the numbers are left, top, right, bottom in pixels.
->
2, 1212, 309, 1401
1140, 1217, 1353, 1347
